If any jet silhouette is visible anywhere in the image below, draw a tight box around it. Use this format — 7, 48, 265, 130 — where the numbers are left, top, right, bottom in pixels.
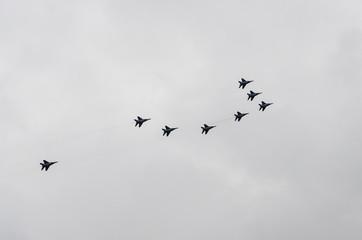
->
201, 124, 216, 135
259, 101, 273, 111
162, 126, 178, 136
134, 116, 151, 127
234, 112, 249, 121
238, 78, 253, 89
247, 90, 262, 101
40, 160, 57, 171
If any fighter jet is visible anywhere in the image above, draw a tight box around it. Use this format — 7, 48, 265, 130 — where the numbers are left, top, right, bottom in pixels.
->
259, 101, 273, 111
40, 160, 57, 171
134, 116, 151, 127
162, 126, 178, 136
247, 90, 262, 101
201, 124, 216, 135
234, 112, 249, 121
238, 78, 253, 89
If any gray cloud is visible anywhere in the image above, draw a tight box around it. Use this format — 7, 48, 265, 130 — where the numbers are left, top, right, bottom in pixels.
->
1, 0, 362, 239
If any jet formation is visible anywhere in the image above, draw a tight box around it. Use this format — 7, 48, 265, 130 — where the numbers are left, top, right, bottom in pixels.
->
40, 75, 273, 171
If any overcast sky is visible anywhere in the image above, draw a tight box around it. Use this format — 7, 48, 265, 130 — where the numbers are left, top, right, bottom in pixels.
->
1, 0, 362, 239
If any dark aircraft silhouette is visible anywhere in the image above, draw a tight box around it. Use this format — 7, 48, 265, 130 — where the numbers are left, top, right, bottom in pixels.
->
234, 112, 249, 121
238, 78, 253, 89
162, 126, 178, 136
40, 160, 57, 171
247, 90, 262, 101
201, 124, 216, 135
134, 116, 151, 127
259, 101, 273, 111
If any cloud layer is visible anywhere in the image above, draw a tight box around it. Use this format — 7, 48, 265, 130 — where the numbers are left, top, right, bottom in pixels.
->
1, 0, 362, 239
